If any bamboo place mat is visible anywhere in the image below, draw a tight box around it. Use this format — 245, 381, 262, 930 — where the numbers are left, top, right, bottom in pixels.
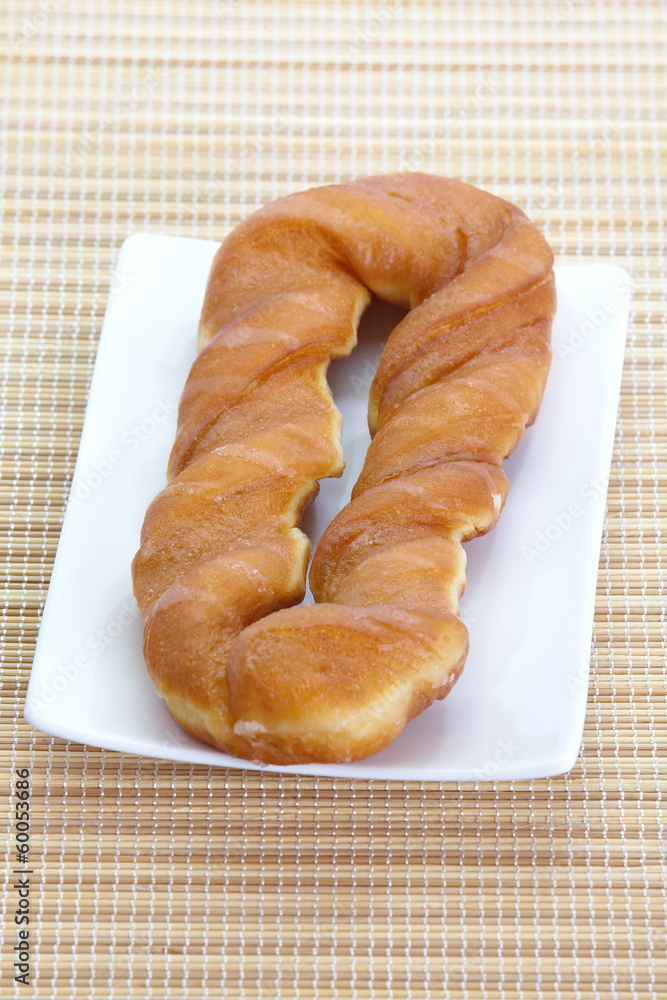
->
1, 1, 665, 997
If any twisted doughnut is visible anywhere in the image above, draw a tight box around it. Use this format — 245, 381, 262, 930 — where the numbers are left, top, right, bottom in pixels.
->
132, 173, 556, 765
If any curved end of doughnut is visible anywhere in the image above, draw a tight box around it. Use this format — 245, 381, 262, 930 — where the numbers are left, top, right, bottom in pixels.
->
140, 534, 311, 757
223, 604, 469, 764
159, 691, 262, 762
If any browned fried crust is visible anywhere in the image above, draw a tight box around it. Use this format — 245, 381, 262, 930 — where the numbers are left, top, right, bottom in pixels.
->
131, 173, 556, 764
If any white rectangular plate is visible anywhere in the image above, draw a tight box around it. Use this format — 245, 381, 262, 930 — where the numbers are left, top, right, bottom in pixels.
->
24, 234, 629, 780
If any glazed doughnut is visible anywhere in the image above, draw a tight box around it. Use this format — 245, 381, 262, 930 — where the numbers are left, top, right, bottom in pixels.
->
131, 173, 556, 765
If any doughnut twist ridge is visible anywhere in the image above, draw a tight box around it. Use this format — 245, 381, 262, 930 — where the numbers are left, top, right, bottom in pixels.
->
131, 173, 556, 764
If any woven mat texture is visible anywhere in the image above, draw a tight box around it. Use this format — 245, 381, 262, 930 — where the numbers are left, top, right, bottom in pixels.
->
1, 1, 665, 997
